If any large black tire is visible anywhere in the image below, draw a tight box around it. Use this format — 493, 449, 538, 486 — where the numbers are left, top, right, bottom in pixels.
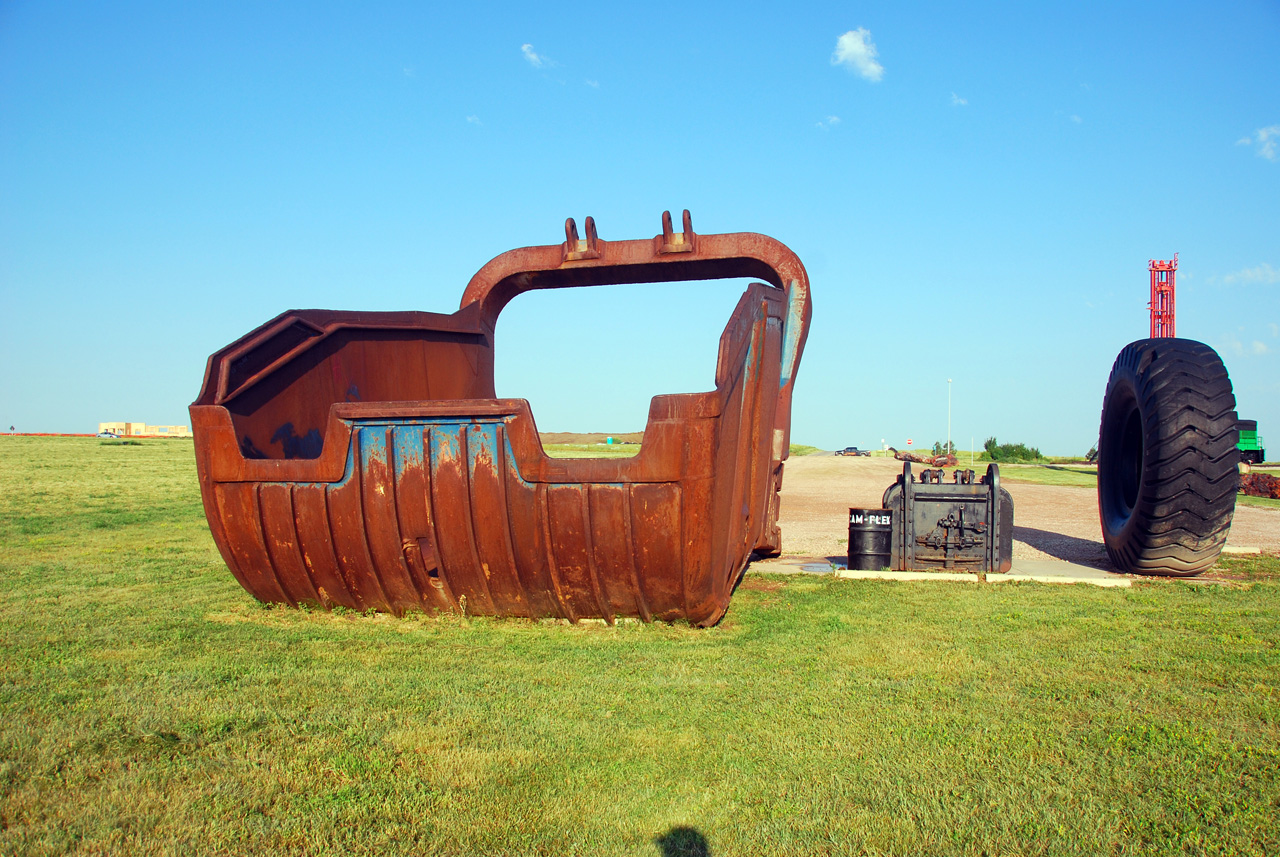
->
1097, 339, 1238, 576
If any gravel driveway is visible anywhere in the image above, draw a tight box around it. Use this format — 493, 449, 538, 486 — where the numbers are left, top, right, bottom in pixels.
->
773, 453, 1280, 570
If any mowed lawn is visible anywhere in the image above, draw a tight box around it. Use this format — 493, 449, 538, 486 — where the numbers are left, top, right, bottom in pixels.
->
1, 437, 1278, 856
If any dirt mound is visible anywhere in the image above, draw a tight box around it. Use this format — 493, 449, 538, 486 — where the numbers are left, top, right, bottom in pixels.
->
1241, 472, 1280, 499
539, 431, 644, 446
890, 448, 956, 467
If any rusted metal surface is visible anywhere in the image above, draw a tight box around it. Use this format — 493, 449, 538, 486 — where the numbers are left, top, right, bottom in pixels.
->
1240, 472, 1280, 499
890, 448, 955, 467
191, 211, 811, 625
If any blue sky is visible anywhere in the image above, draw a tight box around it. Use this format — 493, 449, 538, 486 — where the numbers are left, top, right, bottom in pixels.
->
2, 1, 1277, 454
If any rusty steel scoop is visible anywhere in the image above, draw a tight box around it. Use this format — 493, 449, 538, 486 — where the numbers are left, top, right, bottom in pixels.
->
191, 211, 811, 625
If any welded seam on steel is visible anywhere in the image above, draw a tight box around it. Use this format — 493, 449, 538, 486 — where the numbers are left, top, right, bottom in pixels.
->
539, 484, 575, 622
492, 423, 532, 618
272, 483, 322, 603
581, 484, 613, 625
331, 436, 387, 610
421, 426, 459, 609
361, 426, 401, 610
299, 482, 351, 608
324, 449, 360, 608
389, 425, 429, 605
622, 485, 651, 623
458, 426, 500, 614
383, 425, 429, 612
285, 486, 324, 605
503, 430, 565, 620
351, 429, 396, 611
466, 421, 526, 616
254, 484, 297, 606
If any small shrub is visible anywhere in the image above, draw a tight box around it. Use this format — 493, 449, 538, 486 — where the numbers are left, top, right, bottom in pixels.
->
981, 436, 1042, 462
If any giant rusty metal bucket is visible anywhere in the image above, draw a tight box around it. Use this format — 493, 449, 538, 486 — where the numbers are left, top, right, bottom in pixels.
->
190, 211, 811, 625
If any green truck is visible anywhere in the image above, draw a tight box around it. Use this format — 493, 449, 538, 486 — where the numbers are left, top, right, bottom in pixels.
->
1238, 419, 1266, 464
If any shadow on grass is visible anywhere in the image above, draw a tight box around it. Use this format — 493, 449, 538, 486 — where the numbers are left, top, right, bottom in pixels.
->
1013, 525, 1112, 569
654, 826, 710, 857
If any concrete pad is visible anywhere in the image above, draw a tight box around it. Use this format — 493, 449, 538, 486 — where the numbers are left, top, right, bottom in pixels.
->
992, 559, 1131, 587
1222, 545, 1262, 555
835, 569, 980, 583
748, 557, 837, 575
751, 554, 1133, 588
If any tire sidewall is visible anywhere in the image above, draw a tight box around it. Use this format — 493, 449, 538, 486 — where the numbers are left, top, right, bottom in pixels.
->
1098, 347, 1146, 553
1097, 337, 1237, 575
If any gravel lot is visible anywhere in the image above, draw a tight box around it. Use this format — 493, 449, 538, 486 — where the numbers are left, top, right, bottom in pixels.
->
773, 453, 1280, 569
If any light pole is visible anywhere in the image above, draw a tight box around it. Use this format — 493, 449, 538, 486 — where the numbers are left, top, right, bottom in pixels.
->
947, 379, 952, 455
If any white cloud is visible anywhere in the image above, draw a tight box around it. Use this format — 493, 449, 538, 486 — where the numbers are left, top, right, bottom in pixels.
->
585, 79, 600, 89
816, 115, 841, 130
1219, 331, 1273, 359
950, 93, 967, 106
1238, 125, 1280, 160
1270, 323, 1279, 338
831, 29, 883, 82
1221, 263, 1279, 286
1070, 114, 1082, 124
466, 115, 482, 125
521, 43, 547, 68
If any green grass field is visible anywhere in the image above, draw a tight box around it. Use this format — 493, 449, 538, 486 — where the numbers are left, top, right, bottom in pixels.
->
990, 461, 1280, 509
1239, 494, 1280, 510
996, 463, 1099, 488
542, 443, 823, 459
543, 442, 640, 459
2, 437, 1279, 856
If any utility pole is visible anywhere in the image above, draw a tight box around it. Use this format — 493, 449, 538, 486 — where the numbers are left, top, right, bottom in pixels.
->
947, 379, 952, 455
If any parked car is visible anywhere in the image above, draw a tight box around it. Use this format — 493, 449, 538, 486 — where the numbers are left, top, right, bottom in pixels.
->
835, 446, 871, 456
97, 431, 119, 438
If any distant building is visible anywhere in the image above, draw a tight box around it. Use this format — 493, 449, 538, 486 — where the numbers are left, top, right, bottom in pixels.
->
98, 421, 192, 438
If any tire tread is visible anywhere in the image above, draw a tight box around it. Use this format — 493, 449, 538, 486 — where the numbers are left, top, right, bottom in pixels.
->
1097, 338, 1238, 576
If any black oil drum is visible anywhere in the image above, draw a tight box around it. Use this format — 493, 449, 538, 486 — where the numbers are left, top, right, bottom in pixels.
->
848, 508, 893, 571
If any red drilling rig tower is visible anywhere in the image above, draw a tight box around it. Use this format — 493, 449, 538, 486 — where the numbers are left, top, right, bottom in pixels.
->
1148, 253, 1177, 338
